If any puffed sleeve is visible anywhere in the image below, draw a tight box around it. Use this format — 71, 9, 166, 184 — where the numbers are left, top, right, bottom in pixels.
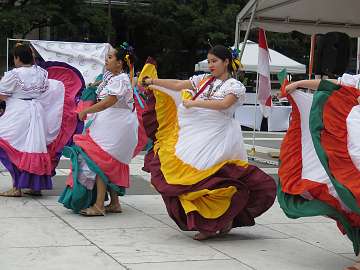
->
224, 79, 246, 103
104, 75, 131, 98
0, 71, 18, 96
189, 74, 208, 90
337, 73, 360, 89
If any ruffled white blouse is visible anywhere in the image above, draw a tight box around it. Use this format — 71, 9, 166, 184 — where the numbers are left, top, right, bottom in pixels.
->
96, 71, 133, 110
189, 74, 246, 116
337, 73, 360, 89
0, 65, 48, 99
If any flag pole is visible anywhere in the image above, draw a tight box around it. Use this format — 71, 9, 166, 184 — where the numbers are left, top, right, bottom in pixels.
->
250, 72, 259, 156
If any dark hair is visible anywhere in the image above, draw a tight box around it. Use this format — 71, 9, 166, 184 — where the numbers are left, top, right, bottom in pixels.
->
13, 44, 34, 65
208, 45, 239, 74
114, 46, 135, 73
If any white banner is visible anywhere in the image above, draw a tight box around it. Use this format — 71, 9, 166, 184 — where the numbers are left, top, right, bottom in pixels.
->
30, 40, 110, 84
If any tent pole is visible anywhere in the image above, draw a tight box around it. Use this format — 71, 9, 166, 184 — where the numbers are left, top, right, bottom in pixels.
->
107, 0, 112, 42
357, 37, 360, 74
308, 34, 316, 80
250, 72, 259, 156
6, 38, 9, 71
238, 2, 258, 62
235, 16, 241, 51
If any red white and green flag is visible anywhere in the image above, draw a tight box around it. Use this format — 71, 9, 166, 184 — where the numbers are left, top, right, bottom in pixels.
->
257, 28, 272, 117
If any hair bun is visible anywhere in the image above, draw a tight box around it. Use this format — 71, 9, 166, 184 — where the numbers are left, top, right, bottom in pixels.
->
120, 42, 134, 55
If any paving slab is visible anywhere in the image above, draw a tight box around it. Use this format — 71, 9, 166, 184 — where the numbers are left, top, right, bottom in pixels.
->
265, 222, 354, 254
0, 246, 126, 270
207, 238, 355, 270
46, 204, 167, 230
0, 197, 54, 218
121, 195, 168, 215
80, 227, 230, 264
0, 216, 90, 248
124, 259, 252, 270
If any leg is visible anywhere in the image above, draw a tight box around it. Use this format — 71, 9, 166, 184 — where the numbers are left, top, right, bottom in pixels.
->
105, 188, 122, 213
219, 220, 233, 235
94, 175, 106, 211
193, 230, 218, 241
80, 175, 106, 216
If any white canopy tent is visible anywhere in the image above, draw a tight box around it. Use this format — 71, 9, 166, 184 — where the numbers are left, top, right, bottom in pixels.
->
235, 0, 360, 62
235, 0, 360, 42
232, 0, 360, 133
195, 41, 306, 74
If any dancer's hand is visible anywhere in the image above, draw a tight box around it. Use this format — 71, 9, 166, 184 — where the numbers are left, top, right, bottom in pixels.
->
88, 81, 101, 88
141, 76, 153, 87
357, 96, 360, 105
285, 81, 299, 94
78, 111, 87, 121
183, 100, 195, 108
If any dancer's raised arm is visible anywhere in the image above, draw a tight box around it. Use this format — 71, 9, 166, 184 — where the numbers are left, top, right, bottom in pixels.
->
285, 79, 338, 93
142, 77, 193, 91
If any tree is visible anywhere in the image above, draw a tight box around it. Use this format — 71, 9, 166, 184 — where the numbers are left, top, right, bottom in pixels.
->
0, 0, 314, 77
0, 0, 108, 40
114, 0, 248, 77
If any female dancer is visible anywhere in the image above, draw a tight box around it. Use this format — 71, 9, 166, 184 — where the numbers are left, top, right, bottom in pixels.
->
59, 45, 142, 216
279, 74, 360, 270
0, 43, 82, 196
140, 45, 276, 240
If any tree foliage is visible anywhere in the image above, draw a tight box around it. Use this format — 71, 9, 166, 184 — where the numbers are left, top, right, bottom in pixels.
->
115, 0, 248, 76
0, 0, 313, 77
0, 0, 108, 39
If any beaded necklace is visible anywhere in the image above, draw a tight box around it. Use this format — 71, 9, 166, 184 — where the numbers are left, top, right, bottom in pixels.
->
204, 76, 231, 98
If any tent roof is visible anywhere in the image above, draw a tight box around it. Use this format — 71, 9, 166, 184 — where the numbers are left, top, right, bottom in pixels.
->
195, 40, 306, 74
237, 0, 360, 37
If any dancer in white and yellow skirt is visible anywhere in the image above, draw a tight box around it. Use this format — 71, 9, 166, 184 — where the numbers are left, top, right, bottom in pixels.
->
140, 45, 276, 240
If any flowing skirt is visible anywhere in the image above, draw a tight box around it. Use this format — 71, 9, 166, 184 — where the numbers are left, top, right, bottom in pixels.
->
278, 80, 360, 254
59, 103, 146, 212
0, 62, 84, 191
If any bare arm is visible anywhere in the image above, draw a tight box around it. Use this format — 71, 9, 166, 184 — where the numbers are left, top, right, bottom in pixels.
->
143, 77, 193, 91
79, 95, 118, 120
0, 95, 8, 101
286, 79, 338, 93
89, 80, 102, 87
183, 94, 238, 110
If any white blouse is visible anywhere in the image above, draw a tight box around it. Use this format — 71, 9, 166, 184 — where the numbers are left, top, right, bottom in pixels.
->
0, 65, 48, 99
189, 74, 246, 104
337, 73, 360, 89
96, 71, 133, 109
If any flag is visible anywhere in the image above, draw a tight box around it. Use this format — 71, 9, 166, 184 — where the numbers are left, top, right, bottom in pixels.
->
277, 68, 289, 97
257, 28, 272, 117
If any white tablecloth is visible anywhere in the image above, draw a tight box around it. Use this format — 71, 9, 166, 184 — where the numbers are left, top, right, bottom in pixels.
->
235, 105, 292, 131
